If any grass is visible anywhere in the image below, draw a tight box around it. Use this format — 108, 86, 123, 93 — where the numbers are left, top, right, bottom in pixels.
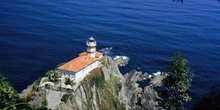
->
80, 67, 124, 110
100, 56, 109, 68
100, 77, 124, 110
81, 67, 105, 88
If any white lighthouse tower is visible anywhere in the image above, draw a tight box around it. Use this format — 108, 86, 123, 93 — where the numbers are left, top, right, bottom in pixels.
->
86, 36, 96, 57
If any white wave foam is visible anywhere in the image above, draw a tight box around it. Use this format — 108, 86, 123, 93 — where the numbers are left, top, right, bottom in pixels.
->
153, 71, 161, 76
113, 55, 129, 60
99, 47, 113, 51
143, 71, 161, 78
137, 71, 142, 74
144, 72, 153, 78
100, 47, 114, 56
144, 72, 148, 76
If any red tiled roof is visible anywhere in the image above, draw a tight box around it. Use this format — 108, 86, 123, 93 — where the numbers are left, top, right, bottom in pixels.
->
78, 52, 87, 56
79, 51, 102, 58
58, 56, 98, 72
95, 51, 103, 57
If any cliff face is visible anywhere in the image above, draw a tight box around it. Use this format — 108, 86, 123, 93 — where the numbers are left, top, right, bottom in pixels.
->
56, 56, 158, 110
122, 70, 158, 110
56, 56, 125, 110
20, 56, 158, 110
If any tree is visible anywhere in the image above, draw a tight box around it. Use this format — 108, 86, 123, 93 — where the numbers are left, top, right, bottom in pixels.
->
61, 94, 71, 103
0, 74, 35, 110
0, 74, 20, 109
45, 70, 60, 82
159, 51, 194, 110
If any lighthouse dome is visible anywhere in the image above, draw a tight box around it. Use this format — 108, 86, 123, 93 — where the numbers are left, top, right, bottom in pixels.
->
89, 36, 95, 41
86, 36, 96, 47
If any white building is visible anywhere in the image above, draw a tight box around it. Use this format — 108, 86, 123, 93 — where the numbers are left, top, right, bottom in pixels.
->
58, 36, 103, 82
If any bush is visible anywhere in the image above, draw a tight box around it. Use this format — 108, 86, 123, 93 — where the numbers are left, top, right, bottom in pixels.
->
61, 94, 71, 103
44, 70, 52, 77
34, 77, 42, 86
45, 70, 61, 83
41, 99, 48, 107
64, 77, 75, 86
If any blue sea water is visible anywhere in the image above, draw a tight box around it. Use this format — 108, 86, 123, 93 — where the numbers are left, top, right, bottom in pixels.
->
0, 0, 220, 109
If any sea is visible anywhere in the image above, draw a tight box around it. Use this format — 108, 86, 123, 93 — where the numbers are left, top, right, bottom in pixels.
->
0, 0, 219, 109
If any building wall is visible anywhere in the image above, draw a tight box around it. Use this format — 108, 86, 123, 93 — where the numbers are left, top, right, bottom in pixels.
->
75, 60, 99, 81
58, 69, 76, 80
59, 60, 100, 82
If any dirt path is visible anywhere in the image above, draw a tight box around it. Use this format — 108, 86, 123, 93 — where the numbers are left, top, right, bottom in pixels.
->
47, 90, 63, 109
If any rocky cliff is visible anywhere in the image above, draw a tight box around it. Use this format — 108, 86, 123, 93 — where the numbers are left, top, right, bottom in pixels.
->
55, 56, 158, 110
56, 56, 125, 110
20, 56, 159, 110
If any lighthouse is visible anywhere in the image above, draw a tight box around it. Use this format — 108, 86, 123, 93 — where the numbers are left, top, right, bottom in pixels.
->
58, 36, 103, 83
86, 36, 96, 57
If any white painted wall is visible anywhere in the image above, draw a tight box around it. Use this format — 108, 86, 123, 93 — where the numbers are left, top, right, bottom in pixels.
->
59, 60, 100, 82
75, 60, 99, 81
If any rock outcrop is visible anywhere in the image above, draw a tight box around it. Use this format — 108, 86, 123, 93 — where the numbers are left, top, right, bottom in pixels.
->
20, 56, 159, 110
19, 83, 34, 98
122, 70, 158, 110
100, 56, 158, 110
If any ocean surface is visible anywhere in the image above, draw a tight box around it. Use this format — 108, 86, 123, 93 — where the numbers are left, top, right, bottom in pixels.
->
0, 0, 220, 109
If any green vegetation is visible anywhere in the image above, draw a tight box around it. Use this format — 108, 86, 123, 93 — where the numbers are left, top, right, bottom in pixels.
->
100, 56, 110, 68
42, 99, 48, 107
44, 69, 61, 84
0, 64, 62, 109
100, 77, 124, 110
84, 68, 105, 87
0, 74, 49, 110
61, 94, 71, 104
45, 70, 60, 82
104, 77, 122, 95
64, 77, 75, 86
81, 68, 125, 110
35, 77, 42, 86
33, 77, 42, 90
159, 51, 194, 110
23, 89, 48, 109
38, 91, 48, 108
0, 74, 20, 109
